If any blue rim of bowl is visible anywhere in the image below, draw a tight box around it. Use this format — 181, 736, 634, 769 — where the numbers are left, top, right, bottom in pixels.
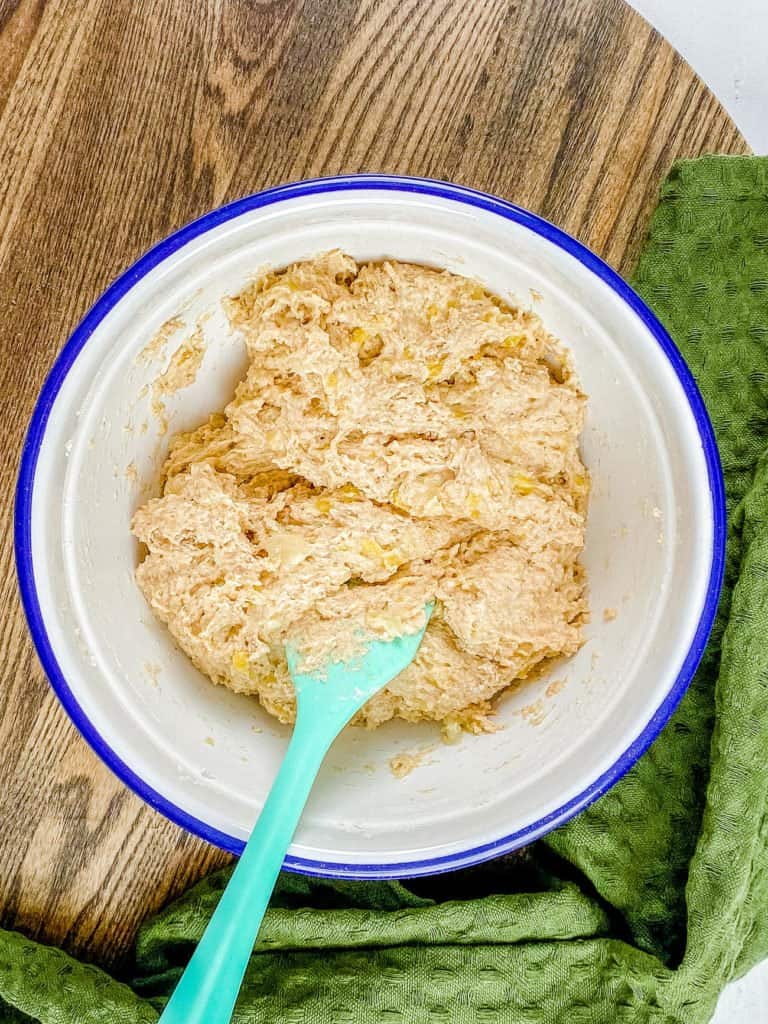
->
15, 174, 726, 878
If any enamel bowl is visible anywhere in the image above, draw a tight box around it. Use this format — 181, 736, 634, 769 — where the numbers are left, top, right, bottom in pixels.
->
16, 176, 724, 877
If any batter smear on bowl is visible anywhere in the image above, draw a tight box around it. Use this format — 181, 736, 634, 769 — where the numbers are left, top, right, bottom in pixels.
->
133, 252, 589, 736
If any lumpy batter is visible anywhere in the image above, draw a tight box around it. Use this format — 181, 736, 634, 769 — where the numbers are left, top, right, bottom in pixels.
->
133, 252, 588, 734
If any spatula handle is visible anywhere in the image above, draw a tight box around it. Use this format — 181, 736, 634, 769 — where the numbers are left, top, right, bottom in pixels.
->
157, 716, 331, 1024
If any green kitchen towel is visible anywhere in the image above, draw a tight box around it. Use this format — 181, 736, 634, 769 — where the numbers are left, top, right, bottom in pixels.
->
3, 154, 768, 1024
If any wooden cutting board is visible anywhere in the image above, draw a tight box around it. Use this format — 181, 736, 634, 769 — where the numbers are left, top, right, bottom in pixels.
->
0, 0, 749, 966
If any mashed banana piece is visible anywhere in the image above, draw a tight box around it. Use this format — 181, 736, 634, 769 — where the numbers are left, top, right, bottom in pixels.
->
133, 252, 588, 733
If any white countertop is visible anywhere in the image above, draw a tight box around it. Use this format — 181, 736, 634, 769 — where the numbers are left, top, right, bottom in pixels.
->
629, 3, 768, 1020
631, 0, 768, 154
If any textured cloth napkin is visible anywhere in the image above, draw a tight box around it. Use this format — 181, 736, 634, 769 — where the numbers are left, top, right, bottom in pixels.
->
3, 155, 768, 1024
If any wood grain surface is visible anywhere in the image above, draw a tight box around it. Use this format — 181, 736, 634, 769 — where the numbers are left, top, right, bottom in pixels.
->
0, 0, 749, 967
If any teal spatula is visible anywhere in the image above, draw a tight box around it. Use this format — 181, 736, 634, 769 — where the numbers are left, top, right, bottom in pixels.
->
158, 604, 433, 1024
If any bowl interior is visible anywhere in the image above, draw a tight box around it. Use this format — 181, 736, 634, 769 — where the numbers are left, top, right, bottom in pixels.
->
24, 183, 716, 874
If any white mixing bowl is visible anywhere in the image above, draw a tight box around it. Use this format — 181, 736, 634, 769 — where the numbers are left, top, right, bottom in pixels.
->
16, 176, 724, 877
